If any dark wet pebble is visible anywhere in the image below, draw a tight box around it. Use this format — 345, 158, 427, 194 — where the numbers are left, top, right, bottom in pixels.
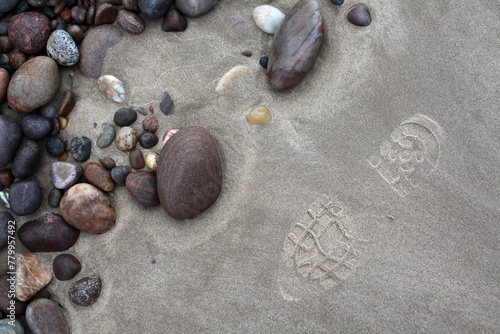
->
69, 274, 102, 306
139, 0, 173, 19
9, 178, 43, 216
12, 140, 41, 179
9, 50, 26, 69
53, 254, 81, 281
56, 22, 68, 31
241, 51, 252, 57
159, 91, 175, 115
331, 0, 344, 5
99, 157, 116, 170
0, 23, 7, 36
0, 212, 14, 249
22, 114, 53, 140
40, 104, 57, 119
50, 117, 60, 136
259, 56, 268, 69
116, 9, 145, 34
94, 2, 118, 25
71, 5, 87, 24
25, 298, 69, 333
175, 0, 218, 17
161, 7, 187, 32
111, 166, 132, 186
48, 187, 63, 208
46, 136, 65, 157
58, 90, 76, 117
126, 171, 159, 207
0, 0, 20, 14
347, 4, 371, 27
123, 0, 139, 12
67, 24, 83, 44
114, 107, 137, 126
70, 136, 91, 162
0, 115, 23, 169
138, 132, 159, 149
96, 122, 115, 148
0, 169, 13, 188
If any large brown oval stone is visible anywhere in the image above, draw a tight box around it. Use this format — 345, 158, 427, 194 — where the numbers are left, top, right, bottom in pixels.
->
157, 126, 223, 220
84, 162, 114, 192
7, 56, 59, 113
59, 183, 116, 234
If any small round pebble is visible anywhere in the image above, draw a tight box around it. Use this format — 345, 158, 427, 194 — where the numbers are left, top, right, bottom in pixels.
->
111, 166, 132, 186
48, 187, 63, 208
46, 136, 65, 157
161, 7, 187, 32
129, 148, 145, 169
115, 126, 137, 151
99, 157, 116, 170
22, 114, 52, 140
247, 107, 271, 125
347, 4, 371, 27
9, 178, 43, 216
69, 274, 101, 306
241, 51, 252, 57
40, 105, 58, 119
53, 254, 81, 281
138, 131, 159, 149
96, 122, 116, 149
114, 107, 137, 126
58, 116, 68, 130
259, 56, 268, 69
142, 116, 158, 133
9, 51, 26, 70
70, 136, 92, 162
331, 0, 344, 5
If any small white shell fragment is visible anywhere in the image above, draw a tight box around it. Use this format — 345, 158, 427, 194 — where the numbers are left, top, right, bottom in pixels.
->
215, 66, 252, 96
98, 75, 127, 103
252, 5, 285, 35
162, 129, 179, 147
145, 152, 159, 171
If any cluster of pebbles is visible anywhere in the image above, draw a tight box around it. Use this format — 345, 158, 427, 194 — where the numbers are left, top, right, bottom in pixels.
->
0, 0, 372, 332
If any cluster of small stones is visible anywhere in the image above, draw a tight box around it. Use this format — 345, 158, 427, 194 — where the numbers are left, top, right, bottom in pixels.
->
0, 0, 372, 331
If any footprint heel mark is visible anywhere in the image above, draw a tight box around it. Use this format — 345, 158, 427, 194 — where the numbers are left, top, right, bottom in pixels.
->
368, 114, 444, 197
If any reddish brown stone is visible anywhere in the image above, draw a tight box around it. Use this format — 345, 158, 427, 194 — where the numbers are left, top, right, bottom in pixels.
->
53, 254, 81, 281
57, 90, 76, 117
142, 116, 159, 133
16, 252, 53, 301
161, 8, 188, 32
129, 148, 145, 169
61, 8, 73, 23
116, 9, 145, 34
126, 171, 159, 207
8, 13, 51, 55
67, 24, 84, 44
0, 169, 13, 188
86, 5, 95, 25
0, 69, 8, 105
71, 5, 87, 24
0, 36, 13, 53
0, 273, 28, 315
10, 50, 27, 70
123, 0, 139, 12
94, 3, 118, 25
83, 162, 114, 192
54, 1, 65, 15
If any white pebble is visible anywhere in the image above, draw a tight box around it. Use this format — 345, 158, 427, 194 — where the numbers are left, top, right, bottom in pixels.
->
98, 75, 127, 103
215, 66, 252, 96
252, 5, 285, 35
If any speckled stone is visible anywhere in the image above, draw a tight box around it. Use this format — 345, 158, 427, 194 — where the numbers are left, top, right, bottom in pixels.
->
114, 108, 137, 126
9, 50, 26, 70
53, 254, 81, 281
347, 4, 371, 27
129, 148, 145, 169
12, 140, 41, 179
84, 162, 114, 192
25, 298, 69, 334
47, 30, 79, 66
97, 122, 116, 148
126, 171, 159, 207
117, 9, 145, 34
22, 114, 52, 140
8, 12, 51, 54
139, 0, 173, 19
48, 187, 63, 208
0, 115, 22, 169
143, 116, 159, 133
16, 252, 53, 301
111, 166, 132, 186
138, 132, 159, 149
115, 126, 137, 151
9, 178, 43, 216
51, 162, 83, 189
70, 136, 91, 162
161, 8, 188, 32
69, 275, 102, 306
175, 0, 219, 17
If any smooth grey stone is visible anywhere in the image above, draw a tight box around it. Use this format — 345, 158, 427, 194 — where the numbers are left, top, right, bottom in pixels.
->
175, 0, 218, 17
22, 114, 52, 140
0, 0, 20, 14
39, 105, 58, 119
114, 108, 137, 127
96, 122, 116, 149
25, 298, 68, 334
46, 136, 65, 157
48, 187, 63, 208
11, 140, 41, 179
9, 178, 43, 216
138, 0, 173, 19
0, 54, 9, 66
111, 166, 132, 186
0, 115, 23, 169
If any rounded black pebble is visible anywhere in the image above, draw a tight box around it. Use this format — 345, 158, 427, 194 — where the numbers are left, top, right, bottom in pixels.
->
138, 132, 158, 149
22, 114, 52, 140
48, 187, 63, 208
39, 105, 57, 119
49, 117, 60, 136
114, 108, 137, 127
9, 178, 43, 216
347, 4, 371, 27
111, 166, 132, 186
69, 274, 101, 306
0, 212, 15, 249
11, 140, 41, 179
46, 136, 65, 157
0, 115, 22, 169
70, 136, 91, 162
259, 56, 268, 70
331, 0, 344, 5
53, 254, 81, 281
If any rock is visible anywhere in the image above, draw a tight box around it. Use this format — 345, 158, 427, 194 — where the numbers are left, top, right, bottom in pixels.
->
21, 114, 52, 140
96, 122, 116, 148
86, 4, 95, 25
157, 126, 223, 220
79, 25, 123, 79
10, 51, 26, 70
0, 189, 9, 209
175, 0, 219, 17
247, 107, 271, 125
347, 4, 371, 27
9, 179, 43, 216
50, 116, 60, 137
267, 0, 324, 91
143, 116, 159, 133
241, 50, 252, 57
123, 0, 139, 11
94, 3, 118, 25
16, 252, 52, 301
61, 9, 72, 23
161, 8, 188, 32
252, 5, 285, 35
0, 212, 14, 249
0, 274, 28, 315
46, 137, 65, 157
57, 91, 76, 118
139, 0, 173, 19
71, 5, 87, 24
59, 152, 69, 162
40, 105, 57, 119
0, 318, 24, 333
0, 37, 13, 54
331, 0, 344, 5
117, 9, 145, 34
25, 298, 69, 334
0, 116, 23, 169
159, 91, 175, 115
84, 162, 114, 192
67, 24, 83, 44
58, 116, 68, 130
145, 152, 159, 171
126, 171, 159, 207
59, 183, 116, 234
0, 22, 7, 35
98, 75, 127, 103
259, 56, 268, 69
53, 254, 81, 281
12, 140, 41, 179
70, 136, 91, 162
162, 128, 179, 146
7, 56, 59, 113
18, 213, 80, 252
129, 148, 145, 169
0, 0, 20, 13
114, 108, 137, 126
115, 126, 137, 151
99, 157, 116, 170
0, 68, 8, 104
8, 13, 51, 54
51, 162, 83, 190
0, 169, 13, 188
28, 0, 46, 6
48, 188, 63, 208
111, 166, 132, 186
215, 65, 252, 95
46, 29, 80, 66
138, 132, 159, 149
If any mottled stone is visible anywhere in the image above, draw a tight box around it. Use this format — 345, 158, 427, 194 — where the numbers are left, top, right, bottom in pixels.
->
53, 254, 81, 281
161, 8, 188, 32
114, 108, 137, 126
22, 114, 52, 140
51, 162, 83, 189
159, 91, 175, 115
26, 298, 69, 334
126, 171, 159, 207
138, 132, 159, 149
247, 107, 271, 125
175, 0, 219, 17
48, 187, 63, 208
68, 275, 101, 306
99, 157, 116, 170
94, 3, 118, 25
46, 136, 65, 157
145, 152, 159, 171
252, 5, 285, 34
347, 4, 371, 27
12, 140, 41, 179
97, 122, 116, 149
84, 162, 114, 192
7, 57, 59, 113
98, 75, 127, 103
59, 183, 116, 234
157, 126, 223, 220
0, 212, 14, 249
111, 166, 132, 186
0, 116, 22, 169
0, 274, 28, 315
139, 0, 173, 19
47, 29, 79, 66
143, 116, 159, 133
115, 126, 137, 151
70, 136, 91, 162
18, 213, 79, 252
8, 13, 51, 54
9, 50, 26, 70
129, 148, 145, 169
16, 252, 52, 301
0, 68, 8, 104
117, 9, 145, 34
267, 0, 324, 91
9, 179, 43, 216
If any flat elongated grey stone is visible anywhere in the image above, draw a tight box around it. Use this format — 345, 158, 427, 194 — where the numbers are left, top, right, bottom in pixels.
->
175, 0, 219, 17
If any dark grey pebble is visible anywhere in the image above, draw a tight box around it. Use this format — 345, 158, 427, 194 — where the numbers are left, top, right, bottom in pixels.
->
138, 0, 173, 19
53, 254, 81, 281
69, 274, 102, 306
241, 51, 252, 57
48, 187, 63, 208
49, 117, 60, 136
96, 122, 115, 149
0, 22, 7, 35
175, 0, 219, 17
70, 136, 91, 162
259, 56, 268, 69
56, 22, 68, 31
22, 114, 52, 140
159, 91, 174, 115
12, 140, 41, 179
0, 212, 14, 249
39, 104, 57, 119
347, 4, 371, 26
138, 132, 158, 149
111, 166, 132, 186
113, 108, 137, 126
9, 178, 43, 216
46, 136, 65, 157
331, 0, 344, 5
0, 115, 23, 169
0, 0, 20, 14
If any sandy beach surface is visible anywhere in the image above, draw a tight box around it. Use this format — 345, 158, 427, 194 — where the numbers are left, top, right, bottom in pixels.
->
1, 0, 499, 332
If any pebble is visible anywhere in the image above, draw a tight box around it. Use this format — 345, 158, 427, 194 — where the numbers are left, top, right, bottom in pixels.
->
126, 171, 159, 207
40, 104, 58, 119
115, 126, 137, 151
252, 5, 285, 35
8, 13, 51, 54
7, 56, 59, 113
0, 115, 22, 169
53, 254, 81, 281
138, 132, 159, 149
47, 29, 80, 66
86, 4, 95, 25
159, 91, 175, 115
71, 5, 87, 24
347, 4, 371, 27
0, 68, 8, 104
0, 169, 13, 188
25, 298, 69, 334
0, 0, 21, 13
18, 213, 80, 252
16, 252, 53, 301
241, 51, 252, 57
99, 157, 116, 170
22, 114, 52, 140
98, 75, 127, 103
157, 126, 223, 220
247, 107, 272, 125
54, 2, 65, 14
51, 162, 83, 189
0, 274, 28, 315
9, 51, 26, 70
96, 122, 116, 148
46, 136, 65, 157
59, 183, 116, 234
0, 54, 9, 66
129, 148, 145, 169
0, 22, 7, 35
58, 116, 68, 130
143, 116, 159, 133
48, 188, 63, 208
111, 166, 132, 186
123, 0, 139, 11
95, 3, 118, 25
0, 319, 24, 334
0, 37, 13, 54
0, 190, 9, 209
161, 8, 188, 32
117, 9, 145, 34
12, 140, 41, 179
267, 0, 324, 91
215, 65, 252, 95
162, 128, 179, 146
60, 8, 72, 23
259, 56, 268, 69
0, 212, 14, 249
146, 152, 159, 171
67, 24, 83, 44
59, 151, 69, 161
139, 0, 173, 19
175, 0, 219, 17
79, 25, 123, 78
58, 90, 76, 117
70, 136, 92, 162
114, 107, 137, 126
28, 0, 46, 6
331, 0, 344, 5
9, 178, 43, 216
69, 274, 102, 306
84, 162, 114, 192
